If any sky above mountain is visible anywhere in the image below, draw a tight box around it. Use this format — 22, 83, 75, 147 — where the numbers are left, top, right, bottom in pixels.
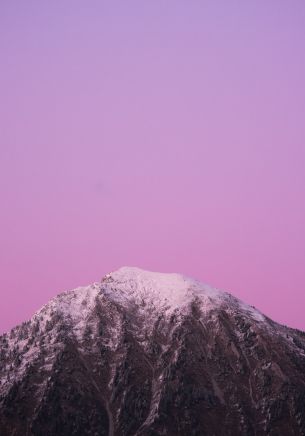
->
1, 1, 305, 333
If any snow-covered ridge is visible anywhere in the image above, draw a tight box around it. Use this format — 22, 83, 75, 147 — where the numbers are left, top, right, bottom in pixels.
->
28, 266, 265, 326
101, 266, 222, 313
33, 283, 101, 328
100, 267, 265, 322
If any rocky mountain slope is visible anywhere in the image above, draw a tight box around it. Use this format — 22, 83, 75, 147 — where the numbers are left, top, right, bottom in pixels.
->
1, 267, 305, 436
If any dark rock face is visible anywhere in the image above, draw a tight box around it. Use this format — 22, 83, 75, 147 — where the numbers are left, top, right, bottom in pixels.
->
1, 268, 305, 436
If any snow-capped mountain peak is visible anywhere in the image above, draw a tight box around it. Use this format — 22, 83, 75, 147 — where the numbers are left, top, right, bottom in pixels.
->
101, 266, 265, 323
1, 267, 305, 435
102, 266, 222, 312
28, 266, 265, 337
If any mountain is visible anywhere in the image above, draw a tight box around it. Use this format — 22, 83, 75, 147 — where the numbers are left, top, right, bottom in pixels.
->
1, 266, 305, 436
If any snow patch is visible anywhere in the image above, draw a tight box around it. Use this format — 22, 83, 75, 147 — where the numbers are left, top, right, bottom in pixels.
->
101, 267, 265, 324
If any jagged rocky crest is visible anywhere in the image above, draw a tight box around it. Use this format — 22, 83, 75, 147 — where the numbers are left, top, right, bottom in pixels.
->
1, 267, 305, 435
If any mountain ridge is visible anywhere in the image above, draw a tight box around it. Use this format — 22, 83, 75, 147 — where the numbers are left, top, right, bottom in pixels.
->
1, 267, 305, 435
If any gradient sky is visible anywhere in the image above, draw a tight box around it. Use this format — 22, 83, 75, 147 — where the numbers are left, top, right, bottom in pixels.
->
1, 1, 305, 333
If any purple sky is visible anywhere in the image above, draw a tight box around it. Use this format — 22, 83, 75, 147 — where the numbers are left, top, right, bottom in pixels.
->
1, 2, 305, 333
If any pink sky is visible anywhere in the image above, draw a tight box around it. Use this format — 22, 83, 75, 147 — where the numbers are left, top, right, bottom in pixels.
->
1, 1, 305, 333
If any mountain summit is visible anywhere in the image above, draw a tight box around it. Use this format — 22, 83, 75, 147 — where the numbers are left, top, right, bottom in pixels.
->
1, 267, 305, 436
